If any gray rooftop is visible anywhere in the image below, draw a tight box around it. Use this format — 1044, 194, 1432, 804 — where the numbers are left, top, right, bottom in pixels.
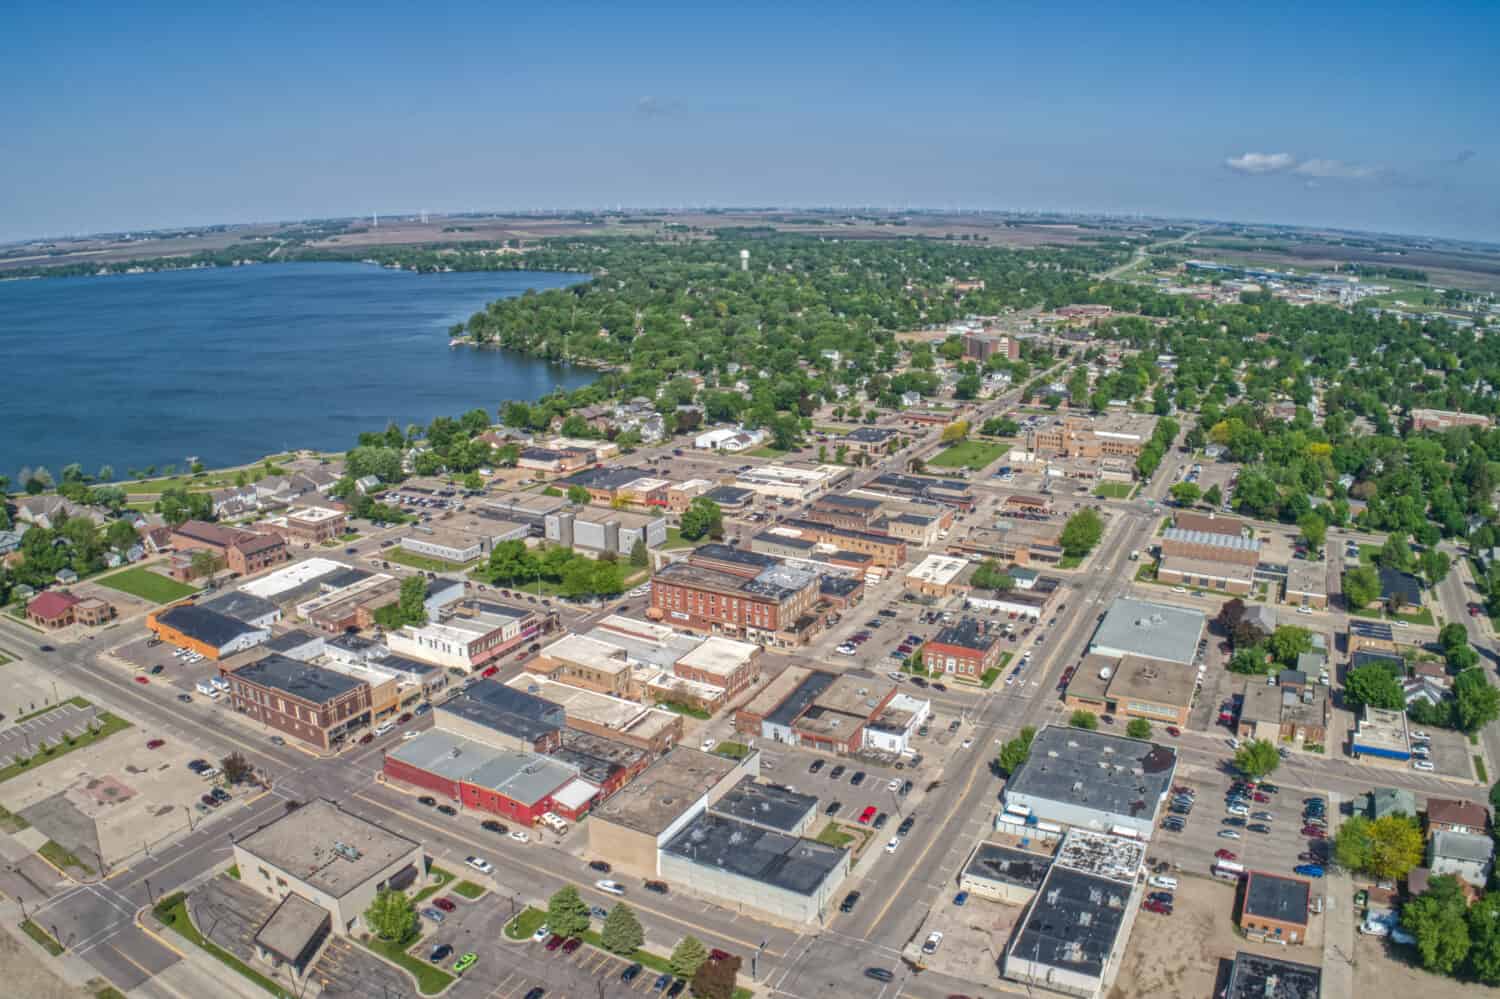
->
254, 892, 329, 967
766, 670, 836, 729
437, 679, 564, 744
1243, 871, 1310, 924
385, 730, 577, 804
1089, 597, 1205, 665
962, 842, 1052, 891
199, 590, 281, 624
157, 603, 262, 648
708, 777, 818, 834
1011, 866, 1129, 979
236, 799, 419, 899
1433, 830, 1495, 864
662, 812, 846, 896
1224, 952, 1322, 999
265, 629, 322, 656
231, 654, 364, 705
1162, 527, 1261, 552
1006, 726, 1176, 822
592, 747, 743, 836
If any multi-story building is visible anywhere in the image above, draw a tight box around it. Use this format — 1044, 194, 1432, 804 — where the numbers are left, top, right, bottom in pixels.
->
222, 654, 373, 751
171, 520, 288, 576
257, 505, 347, 546
1410, 408, 1493, 433
962, 331, 1020, 362
1026, 415, 1153, 459
387, 599, 544, 672
545, 505, 667, 557
775, 518, 907, 568
839, 426, 901, 458
922, 617, 1005, 683
650, 549, 820, 647
949, 521, 1064, 566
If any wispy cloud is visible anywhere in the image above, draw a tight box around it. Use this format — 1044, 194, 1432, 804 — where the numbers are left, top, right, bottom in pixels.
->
1224, 151, 1383, 181
634, 96, 682, 118
1224, 152, 1296, 175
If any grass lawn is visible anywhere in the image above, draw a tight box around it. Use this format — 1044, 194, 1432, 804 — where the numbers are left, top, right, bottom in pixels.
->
712, 741, 752, 760
152, 894, 284, 996
361, 934, 454, 996
0, 650, 10, 666
21, 919, 63, 956
1393, 606, 1435, 626
1476, 756, 1489, 784
927, 440, 1007, 470
412, 865, 455, 905
1057, 554, 1085, 570
451, 880, 486, 900
1347, 606, 1383, 619
576, 929, 672, 975
1093, 481, 1134, 499
662, 527, 697, 550
39, 840, 94, 876
504, 906, 548, 941
815, 822, 856, 849
385, 548, 473, 573
1358, 544, 1381, 563
93, 566, 198, 603
0, 711, 130, 785
979, 668, 1001, 689
0, 803, 30, 834
655, 700, 710, 720
744, 446, 790, 459
95, 988, 127, 999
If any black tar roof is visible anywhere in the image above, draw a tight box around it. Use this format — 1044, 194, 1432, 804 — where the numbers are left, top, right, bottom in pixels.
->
230, 654, 364, 704
158, 603, 262, 648
708, 776, 818, 833
703, 485, 753, 505
844, 426, 899, 442
1011, 866, 1129, 979
765, 671, 836, 729
1006, 727, 1176, 821
199, 590, 280, 624
1351, 650, 1406, 675
820, 576, 863, 597
1243, 871, 1311, 925
1224, 951, 1322, 999
440, 679, 564, 743
693, 543, 777, 568
662, 812, 845, 895
963, 842, 1052, 891
932, 617, 1001, 654
560, 465, 649, 491
1378, 567, 1424, 607
264, 630, 321, 654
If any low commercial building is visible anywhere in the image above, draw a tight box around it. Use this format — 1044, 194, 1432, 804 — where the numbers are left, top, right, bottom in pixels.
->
1160, 527, 1261, 566
297, 573, 402, 633
1063, 653, 1195, 727
1427, 798, 1489, 839
171, 520, 288, 576
737, 669, 900, 753
964, 579, 1058, 620
1004, 829, 1145, 997
199, 590, 283, 629
959, 842, 1051, 904
545, 505, 667, 556
383, 729, 589, 823
257, 505, 347, 546
1088, 597, 1205, 666
387, 599, 543, 672
264, 629, 327, 661
553, 728, 651, 799
233, 799, 423, 936
1158, 553, 1255, 594
862, 691, 931, 754
839, 426, 901, 457
1237, 871, 1312, 945
659, 812, 850, 924
1171, 511, 1246, 539
904, 554, 973, 599
1285, 561, 1329, 609
148, 602, 270, 659
507, 674, 683, 753
482, 491, 569, 536
708, 776, 818, 837
702, 485, 754, 512
922, 618, 1005, 684
588, 746, 758, 878
1223, 952, 1322, 999
1000, 726, 1176, 838
222, 654, 373, 751
949, 521, 1063, 566
695, 426, 768, 452
26, 591, 89, 629
1351, 705, 1411, 764
1236, 681, 1330, 747
517, 447, 593, 476
776, 519, 907, 568
435, 679, 564, 754
864, 472, 974, 510
733, 464, 848, 502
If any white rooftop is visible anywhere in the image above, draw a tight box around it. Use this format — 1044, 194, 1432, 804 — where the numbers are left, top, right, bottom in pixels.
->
906, 553, 970, 587
241, 557, 345, 598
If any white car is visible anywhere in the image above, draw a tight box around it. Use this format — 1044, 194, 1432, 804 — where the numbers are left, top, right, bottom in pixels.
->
1413, 760, 1435, 772
595, 879, 626, 895
1149, 875, 1178, 890
531, 923, 551, 943
402, 730, 421, 740
1227, 737, 1240, 750
885, 836, 902, 854
887, 778, 901, 792
510, 830, 530, 843
1412, 730, 1430, 740
701, 737, 717, 751
1296, 606, 1313, 615
921, 931, 943, 955
961, 738, 974, 749
1171, 586, 1187, 594
465, 856, 493, 875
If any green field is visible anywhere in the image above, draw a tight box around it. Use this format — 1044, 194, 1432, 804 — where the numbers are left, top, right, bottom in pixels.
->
927, 440, 1007, 470
385, 548, 473, 572
815, 822, 856, 848
662, 527, 697, 550
1094, 481, 1134, 499
94, 567, 198, 603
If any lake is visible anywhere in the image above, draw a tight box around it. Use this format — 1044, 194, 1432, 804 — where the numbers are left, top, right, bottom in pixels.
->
0, 262, 592, 479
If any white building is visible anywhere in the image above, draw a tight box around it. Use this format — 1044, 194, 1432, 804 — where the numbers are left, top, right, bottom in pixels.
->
387, 601, 541, 672
695, 426, 769, 452
863, 692, 931, 754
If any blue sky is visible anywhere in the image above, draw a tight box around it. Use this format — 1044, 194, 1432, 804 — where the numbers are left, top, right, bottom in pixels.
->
3, 1, 1497, 242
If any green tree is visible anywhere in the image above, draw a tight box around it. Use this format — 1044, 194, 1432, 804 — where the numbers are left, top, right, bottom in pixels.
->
1342, 565, 1381, 609
1334, 814, 1424, 880
1455, 668, 1500, 732
1059, 509, 1104, 557
104, 519, 139, 552
1169, 482, 1201, 506
679, 498, 723, 541
670, 935, 709, 980
997, 726, 1036, 776
220, 752, 254, 784
1125, 718, 1152, 739
1233, 739, 1280, 779
629, 540, 648, 568
940, 420, 970, 443
1343, 664, 1405, 710
364, 888, 417, 944
1419, 548, 1451, 587
1467, 891, 1500, 984
1296, 512, 1326, 552
1439, 622, 1470, 653
397, 574, 429, 627
461, 471, 485, 492
690, 953, 740, 999
600, 903, 643, 955
546, 885, 590, 939
1267, 625, 1313, 665
1403, 874, 1471, 975
1203, 483, 1223, 508
566, 485, 591, 505
189, 549, 222, 579
1378, 532, 1416, 572
1068, 710, 1098, 731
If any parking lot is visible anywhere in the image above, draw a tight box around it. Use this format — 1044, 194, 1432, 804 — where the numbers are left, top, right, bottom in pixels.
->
0, 698, 98, 764
1149, 766, 1330, 884
114, 634, 224, 698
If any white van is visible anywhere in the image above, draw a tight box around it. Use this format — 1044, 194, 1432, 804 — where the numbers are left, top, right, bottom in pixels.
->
211, 675, 230, 691
195, 680, 220, 698
1148, 875, 1178, 890
374, 720, 395, 737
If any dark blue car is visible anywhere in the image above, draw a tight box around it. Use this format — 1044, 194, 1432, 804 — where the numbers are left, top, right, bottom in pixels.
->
1293, 864, 1324, 878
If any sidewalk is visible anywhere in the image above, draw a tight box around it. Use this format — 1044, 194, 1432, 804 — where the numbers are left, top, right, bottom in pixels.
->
1320, 791, 1354, 999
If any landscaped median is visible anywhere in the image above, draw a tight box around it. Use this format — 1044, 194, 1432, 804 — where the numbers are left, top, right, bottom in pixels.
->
38, 840, 94, 878
450, 879, 486, 900
0, 705, 131, 785
503, 906, 547, 941
359, 933, 454, 996
412, 864, 455, 905
150, 892, 285, 997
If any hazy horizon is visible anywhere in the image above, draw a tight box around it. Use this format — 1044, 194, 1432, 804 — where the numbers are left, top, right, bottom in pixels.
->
4, 1, 1497, 243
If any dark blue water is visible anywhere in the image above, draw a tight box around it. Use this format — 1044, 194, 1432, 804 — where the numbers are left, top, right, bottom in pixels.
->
0, 263, 591, 478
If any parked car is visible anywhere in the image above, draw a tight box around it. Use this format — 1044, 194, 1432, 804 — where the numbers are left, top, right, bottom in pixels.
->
596, 879, 626, 895
429, 943, 453, 963
864, 968, 895, 983
453, 953, 477, 974
1294, 864, 1325, 878
482, 820, 509, 835
953, 891, 969, 907
421, 907, 445, 923
466, 856, 493, 874
589, 860, 612, 873
436, 804, 457, 816
644, 880, 669, 894
921, 931, 943, 955
840, 891, 861, 913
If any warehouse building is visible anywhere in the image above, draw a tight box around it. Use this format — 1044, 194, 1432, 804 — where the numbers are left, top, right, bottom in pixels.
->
958, 842, 1052, 904
1088, 597, 1205, 666
999, 726, 1176, 838
1223, 952, 1321, 999
1237, 871, 1312, 945
148, 602, 270, 660
382, 729, 596, 823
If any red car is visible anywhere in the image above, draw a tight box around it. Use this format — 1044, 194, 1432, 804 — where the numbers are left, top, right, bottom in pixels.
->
134, 676, 149, 684
482, 666, 499, 677
709, 949, 732, 962
1214, 849, 1237, 861
858, 806, 877, 825
1165, 726, 1181, 737
1253, 793, 1270, 803
146, 739, 165, 750
1303, 827, 1327, 839
562, 937, 582, 954
1142, 899, 1173, 915
432, 897, 456, 912
545, 934, 564, 951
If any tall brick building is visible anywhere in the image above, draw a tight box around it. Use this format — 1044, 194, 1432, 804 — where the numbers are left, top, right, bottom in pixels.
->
650, 546, 819, 647
171, 520, 288, 576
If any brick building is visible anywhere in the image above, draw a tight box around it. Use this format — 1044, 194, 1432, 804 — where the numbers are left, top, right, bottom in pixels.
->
171, 520, 288, 576
222, 654, 373, 751
1237, 871, 1312, 944
650, 548, 820, 647
923, 617, 1005, 683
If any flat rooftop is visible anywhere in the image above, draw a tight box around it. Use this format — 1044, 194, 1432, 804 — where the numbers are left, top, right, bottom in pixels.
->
236, 799, 418, 899
1162, 527, 1261, 553
931, 617, 1001, 654
1224, 951, 1322, 999
1053, 828, 1145, 882
1006, 726, 1176, 822
661, 812, 845, 896
591, 747, 744, 836
1243, 871, 1311, 926
766, 670, 836, 729
199, 590, 280, 624
1354, 705, 1409, 752
962, 842, 1052, 891
708, 776, 817, 833
387, 729, 577, 804
508, 674, 677, 741
906, 554, 970, 587
229, 654, 364, 705
1010, 866, 1130, 981
1089, 597, 1205, 666
740, 665, 814, 719
239, 557, 346, 599
1286, 561, 1328, 595
674, 636, 758, 679
1102, 654, 1197, 710
157, 603, 262, 647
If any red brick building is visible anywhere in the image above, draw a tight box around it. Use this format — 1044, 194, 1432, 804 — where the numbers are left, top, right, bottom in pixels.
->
922, 617, 1005, 683
27, 591, 82, 629
171, 520, 288, 576
650, 547, 819, 646
222, 654, 372, 751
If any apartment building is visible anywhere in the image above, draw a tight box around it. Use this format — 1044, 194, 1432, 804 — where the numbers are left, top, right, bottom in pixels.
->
650, 551, 820, 647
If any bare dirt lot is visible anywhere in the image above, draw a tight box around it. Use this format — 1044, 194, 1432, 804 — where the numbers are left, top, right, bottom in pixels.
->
1109, 874, 1320, 999
0, 927, 98, 999
1352, 930, 1500, 997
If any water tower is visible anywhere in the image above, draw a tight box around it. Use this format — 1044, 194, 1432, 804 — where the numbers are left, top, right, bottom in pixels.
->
740, 249, 750, 272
